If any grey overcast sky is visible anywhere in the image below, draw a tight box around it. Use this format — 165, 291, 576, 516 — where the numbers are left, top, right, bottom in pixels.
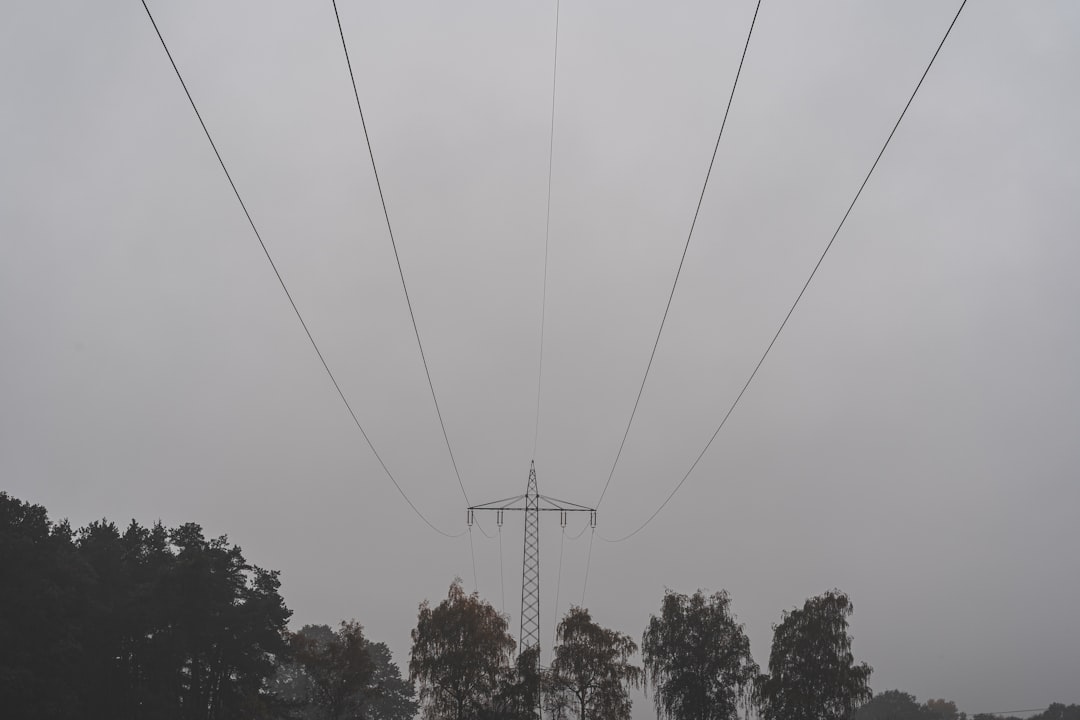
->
2, 0, 1078, 716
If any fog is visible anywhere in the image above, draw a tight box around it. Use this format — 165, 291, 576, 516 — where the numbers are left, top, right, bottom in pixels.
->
3, 1, 1079, 717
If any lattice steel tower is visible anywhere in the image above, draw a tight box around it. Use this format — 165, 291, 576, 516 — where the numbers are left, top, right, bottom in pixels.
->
519, 463, 542, 649
468, 461, 596, 656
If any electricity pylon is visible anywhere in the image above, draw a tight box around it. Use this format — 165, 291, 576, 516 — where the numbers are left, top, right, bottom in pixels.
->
468, 461, 596, 656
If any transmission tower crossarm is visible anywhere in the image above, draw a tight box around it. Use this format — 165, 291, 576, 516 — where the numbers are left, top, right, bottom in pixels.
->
537, 495, 594, 511
469, 494, 527, 510
469, 495, 594, 515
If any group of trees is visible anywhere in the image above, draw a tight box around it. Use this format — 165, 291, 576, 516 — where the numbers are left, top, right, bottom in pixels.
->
854, 691, 967, 720
5, 492, 1077, 720
642, 588, 871, 720
270, 621, 417, 720
855, 693, 1080, 720
408, 582, 642, 720
404, 581, 1080, 720
0, 491, 291, 718
406, 582, 872, 720
1002, 707, 1080, 720
0, 492, 415, 720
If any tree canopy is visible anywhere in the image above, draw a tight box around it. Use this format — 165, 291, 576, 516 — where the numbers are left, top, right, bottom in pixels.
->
755, 589, 872, 720
854, 690, 975, 720
0, 492, 291, 720
545, 606, 643, 720
7, 491, 1076, 720
492, 645, 542, 720
971, 703, 1079, 720
409, 579, 516, 720
854, 690, 932, 720
271, 621, 416, 720
642, 589, 758, 720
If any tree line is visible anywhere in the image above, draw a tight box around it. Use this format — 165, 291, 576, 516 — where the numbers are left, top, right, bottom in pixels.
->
3, 492, 1076, 720
0, 491, 409, 720
854, 693, 1080, 720
408, 579, 868, 720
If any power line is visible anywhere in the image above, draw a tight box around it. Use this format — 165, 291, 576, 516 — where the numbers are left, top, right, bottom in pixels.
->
580, 527, 595, 606
601, 0, 969, 544
331, 0, 472, 506
534, 0, 561, 460
551, 526, 566, 647
498, 525, 507, 614
138, 0, 462, 539
468, 526, 479, 592
974, 710, 1048, 717
595, 0, 763, 509
472, 516, 495, 539
565, 516, 591, 540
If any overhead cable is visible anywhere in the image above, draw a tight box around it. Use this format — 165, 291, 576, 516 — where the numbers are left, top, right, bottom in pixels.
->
601, 0, 969, 544
498, 525, 507, 614
565, 517, 591, 540
469, 526, 479, 592
472, 517, 495, 539
331, 0, 472, 506
580, 528, 595, 606
974, 710, 1048, 717
139, 0, 462, 539
595, 0, 763, 509
551, 526, 566, 646
533, 0, 562, 460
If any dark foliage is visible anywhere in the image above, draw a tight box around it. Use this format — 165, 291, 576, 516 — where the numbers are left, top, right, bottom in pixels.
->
1031, 706, 1080, 720
490, 645, 542, 720
409, 579, 516, 720
545, 606, 642, 720
642, 589, 758, 720
0, 492, 291, 720
858, 694, 1080, 720
854, 690, 933, 720
755, 589, 872, 720
855, 691, 970, 720
270, 622, 417, 720
981, 706, 1080, 720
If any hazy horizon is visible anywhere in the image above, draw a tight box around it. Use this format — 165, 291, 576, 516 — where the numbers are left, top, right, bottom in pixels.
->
3, 2, 1079, 717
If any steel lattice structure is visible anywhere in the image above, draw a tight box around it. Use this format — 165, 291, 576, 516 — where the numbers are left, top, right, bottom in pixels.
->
468, 461, 596, 656
520, 465, 542, 650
